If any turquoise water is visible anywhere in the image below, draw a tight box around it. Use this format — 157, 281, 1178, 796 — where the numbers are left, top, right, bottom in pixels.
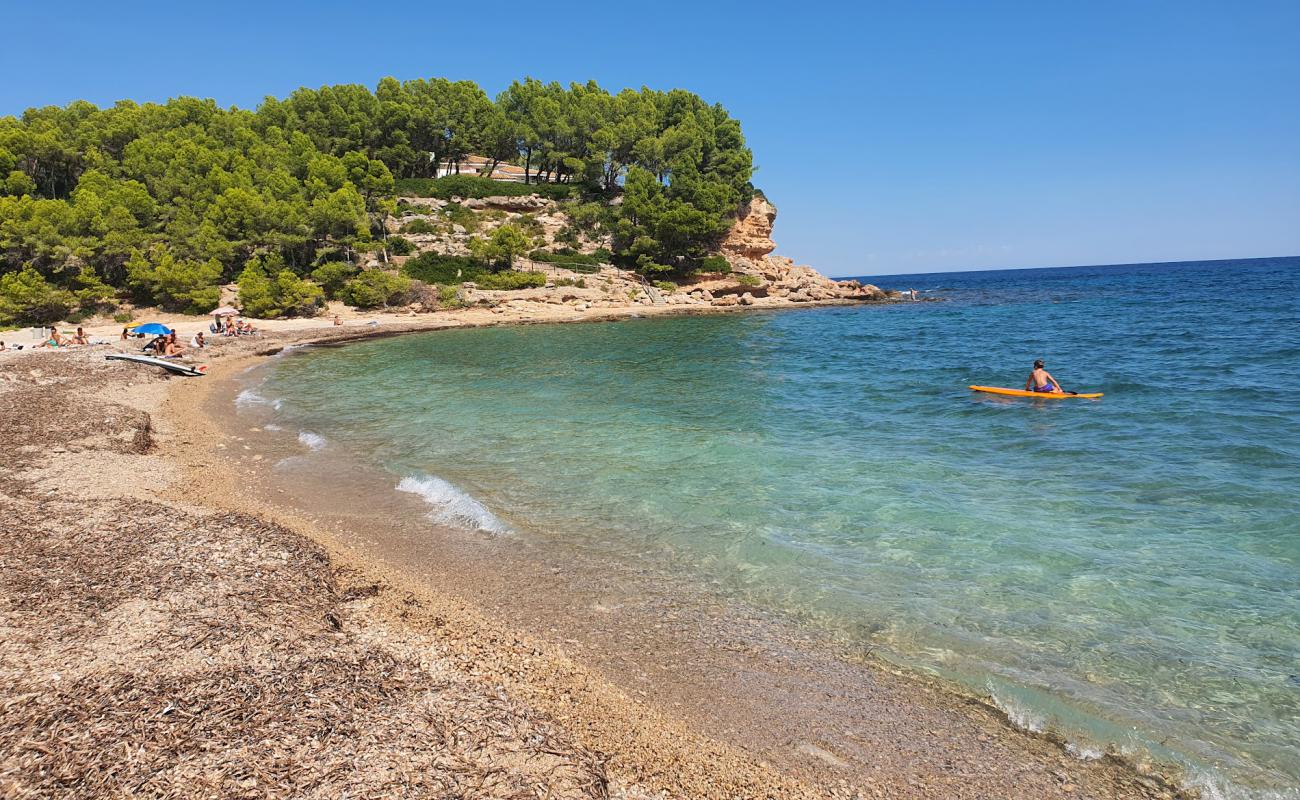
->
249, 257, 1299, 797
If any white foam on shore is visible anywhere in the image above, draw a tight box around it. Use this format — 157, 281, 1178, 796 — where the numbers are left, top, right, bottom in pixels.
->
297, 431, 326, 451
396, 474, 508, 534
987, 690, 1046, 734
235, 388, 283, 411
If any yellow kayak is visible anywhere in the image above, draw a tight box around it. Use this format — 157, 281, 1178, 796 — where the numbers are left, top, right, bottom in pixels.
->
969, 385, 1103, 399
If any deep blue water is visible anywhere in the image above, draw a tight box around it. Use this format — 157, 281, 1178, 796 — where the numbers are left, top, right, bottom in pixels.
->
248, 256, 1300, 797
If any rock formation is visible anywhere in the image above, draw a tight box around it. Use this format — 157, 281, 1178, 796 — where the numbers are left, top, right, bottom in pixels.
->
714, 194, 886, 302
720, 194, 778, 263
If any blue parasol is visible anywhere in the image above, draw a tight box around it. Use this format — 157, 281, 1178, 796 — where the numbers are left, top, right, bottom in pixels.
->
130, 323, 173, 335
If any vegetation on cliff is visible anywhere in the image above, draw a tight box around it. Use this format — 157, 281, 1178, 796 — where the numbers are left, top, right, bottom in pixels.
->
0, 77, 754, 323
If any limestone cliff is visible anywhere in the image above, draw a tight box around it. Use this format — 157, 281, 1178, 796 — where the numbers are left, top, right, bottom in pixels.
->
716, 193, 885, 302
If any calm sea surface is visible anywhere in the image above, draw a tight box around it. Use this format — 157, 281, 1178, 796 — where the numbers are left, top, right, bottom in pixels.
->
249, 257, 1300, 797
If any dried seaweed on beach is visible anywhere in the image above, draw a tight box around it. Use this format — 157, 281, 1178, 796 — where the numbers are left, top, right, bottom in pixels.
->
0, 492, 610, 799
0, 351, 612, 798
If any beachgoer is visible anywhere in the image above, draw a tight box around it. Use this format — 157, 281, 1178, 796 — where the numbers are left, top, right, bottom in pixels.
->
43, 327, 71, 347
0, 341, 6, 351
909, 288, 918, 301
1025, 359, 1065, 393
162, 332, 184, 357
333, 314, 342, 326
72, 326, 88, 345
190, 331, 206, 349
121, 327, 131, 340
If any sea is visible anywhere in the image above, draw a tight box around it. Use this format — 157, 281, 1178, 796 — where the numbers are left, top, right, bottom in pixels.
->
238, 256, 1300, 798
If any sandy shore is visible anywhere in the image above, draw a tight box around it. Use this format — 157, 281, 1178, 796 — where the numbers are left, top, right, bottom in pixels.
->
0, 303, 1191, 799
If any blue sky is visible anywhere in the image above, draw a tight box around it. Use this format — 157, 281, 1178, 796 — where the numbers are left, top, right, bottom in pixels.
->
4, 1, 1298, 276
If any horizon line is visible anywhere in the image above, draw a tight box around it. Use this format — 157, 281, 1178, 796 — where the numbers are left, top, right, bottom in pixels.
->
830, 253, 1300, 281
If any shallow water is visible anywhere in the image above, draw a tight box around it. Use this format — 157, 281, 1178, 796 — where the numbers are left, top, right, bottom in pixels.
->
249, 257, 1300, 797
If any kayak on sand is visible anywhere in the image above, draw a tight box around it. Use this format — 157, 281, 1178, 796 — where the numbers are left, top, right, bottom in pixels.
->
969, 385, 1102, 399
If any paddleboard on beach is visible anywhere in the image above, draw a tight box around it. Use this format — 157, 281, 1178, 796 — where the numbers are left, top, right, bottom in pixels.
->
969, 385, 1102, 399
106, 353, 208, 377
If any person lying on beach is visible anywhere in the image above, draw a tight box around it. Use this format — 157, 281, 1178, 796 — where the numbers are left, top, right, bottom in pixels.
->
1025, 359, 1065, 393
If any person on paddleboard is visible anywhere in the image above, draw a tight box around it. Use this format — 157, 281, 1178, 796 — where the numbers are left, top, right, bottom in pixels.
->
1025, 359, 1065, 393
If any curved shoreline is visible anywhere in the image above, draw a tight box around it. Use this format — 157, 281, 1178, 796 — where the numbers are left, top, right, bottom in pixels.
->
174, 311, 1188, 798
1, 301, 1191, 798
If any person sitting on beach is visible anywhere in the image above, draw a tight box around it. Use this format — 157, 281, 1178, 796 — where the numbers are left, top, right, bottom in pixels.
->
42, 327, 71, 347
72, 326, 89, 345
1025, 359, 1065, 393
333, 314, 342, 326
162, 332, 185, 357
190, 331, 206, 349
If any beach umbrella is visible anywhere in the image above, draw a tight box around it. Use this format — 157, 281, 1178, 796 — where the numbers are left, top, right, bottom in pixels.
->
211, 305, 239, 316
130, 322, 173, 335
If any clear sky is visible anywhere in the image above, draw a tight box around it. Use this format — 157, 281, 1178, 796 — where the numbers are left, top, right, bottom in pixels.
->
4, 1, 1297, 276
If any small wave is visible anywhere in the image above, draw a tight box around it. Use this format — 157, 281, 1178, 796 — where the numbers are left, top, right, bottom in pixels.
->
1183, 771, 1300, 800
297, 431, 326, 451
396, 474, 508, 534
273, 343, 309, 358
235, 388, 283, 411
987, 690, 1046, 733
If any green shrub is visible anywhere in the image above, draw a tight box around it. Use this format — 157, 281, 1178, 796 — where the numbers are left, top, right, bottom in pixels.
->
112, 311, 135, 324
699, 255, 731, 274
653, 280, 677, 293
513, 214, 545, 238
0, 267, 77, 324
527, 248, 607, 273
339, 269, 413, 308
528, 248, 598, 266
401, 218, 438, 234
270, 271, 325, 316
439, 202, 478, 232
125, 244, 222, 313
239, 261, 325, 318
437, 284, 462, 308
737, 274, 761, 287
309, 261, 359, 298
476, 270, 547, 291
554, 277, 587, 288
386, 236, 415, 255
396, 175, 574, 201
468, 224, 532, 270
402, 253, 483, 284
